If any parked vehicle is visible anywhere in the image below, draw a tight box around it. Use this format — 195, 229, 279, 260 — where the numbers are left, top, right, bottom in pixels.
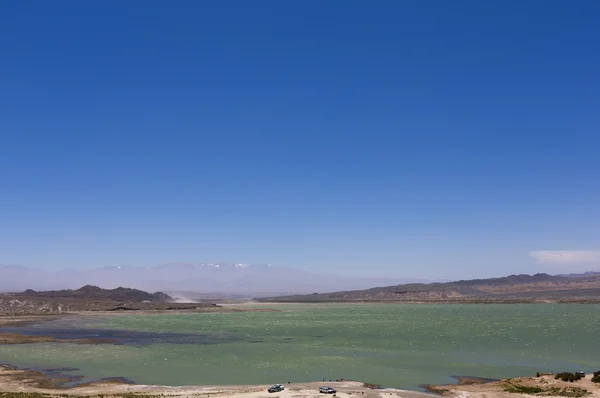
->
268, 384, 284, 393
319, 386, 336, 394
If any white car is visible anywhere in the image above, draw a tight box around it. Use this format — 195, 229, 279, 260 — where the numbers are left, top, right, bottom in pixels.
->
319, 386, 336, 394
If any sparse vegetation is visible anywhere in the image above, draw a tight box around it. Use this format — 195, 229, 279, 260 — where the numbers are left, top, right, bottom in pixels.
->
503, 383, 543, 394
545, 387, 590, 397
592, 371, 600, 383
362, 382, 379, 389
502, 379, 590, 397
555, 372, 583, 382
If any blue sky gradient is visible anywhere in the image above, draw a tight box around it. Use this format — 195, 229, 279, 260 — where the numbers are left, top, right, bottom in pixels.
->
1, 1, 599, 279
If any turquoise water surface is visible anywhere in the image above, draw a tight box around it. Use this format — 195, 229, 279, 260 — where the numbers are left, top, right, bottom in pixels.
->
0, 303, 598, 390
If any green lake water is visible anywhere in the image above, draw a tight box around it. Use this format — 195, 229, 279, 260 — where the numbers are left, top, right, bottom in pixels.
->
0, 303, 599, 390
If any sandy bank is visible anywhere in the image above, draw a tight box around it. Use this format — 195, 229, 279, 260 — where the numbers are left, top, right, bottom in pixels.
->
1, 365, 599, 398
0, 332, 119, 345
0, 315, 59, 327
0, 365, 435, 398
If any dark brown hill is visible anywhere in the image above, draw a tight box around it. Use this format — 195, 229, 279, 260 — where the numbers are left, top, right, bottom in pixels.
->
20, 285, 172, 302
257, 273, 600, 303
0, 286, 222, 315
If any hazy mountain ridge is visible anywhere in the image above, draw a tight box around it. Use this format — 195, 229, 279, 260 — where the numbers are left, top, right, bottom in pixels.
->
0, 263, 425, 296
557, 271, 600, 278
258, 272, 600, 302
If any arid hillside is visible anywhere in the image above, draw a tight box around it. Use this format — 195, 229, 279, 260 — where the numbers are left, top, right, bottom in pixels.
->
257, 272, 600, 303
19, 285, 173, 302
0, 285, 217, 315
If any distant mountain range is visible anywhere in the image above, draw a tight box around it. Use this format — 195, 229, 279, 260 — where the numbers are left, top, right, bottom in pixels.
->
557, 271, 600, 278
0, 263, 429, 296
258, 272, 600, 302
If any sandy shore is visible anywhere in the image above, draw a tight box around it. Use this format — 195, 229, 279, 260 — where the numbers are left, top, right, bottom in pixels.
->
2, 365, 600, 398
0, 365, 435, 398
0, 315, 60, 327
0, 332, 119, 345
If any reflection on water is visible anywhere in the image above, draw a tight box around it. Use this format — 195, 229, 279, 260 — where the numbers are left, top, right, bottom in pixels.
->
1, 324, 241, 346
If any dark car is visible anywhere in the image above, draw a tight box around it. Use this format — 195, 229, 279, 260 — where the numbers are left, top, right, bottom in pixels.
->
268, 384, 284, 393
319, 386, 336, 394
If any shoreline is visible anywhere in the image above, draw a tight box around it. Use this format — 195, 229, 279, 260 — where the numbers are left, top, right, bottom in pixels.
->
0, 332, 120, 345
2, 364, 600, 398
0, 364, 436, 398
0, 305, 281, 318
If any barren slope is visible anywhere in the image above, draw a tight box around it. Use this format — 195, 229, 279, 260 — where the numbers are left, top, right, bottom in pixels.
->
258, 273, 600, 302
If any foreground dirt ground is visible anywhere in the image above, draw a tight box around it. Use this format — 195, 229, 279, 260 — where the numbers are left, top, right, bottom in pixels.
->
428, 374, 600, 398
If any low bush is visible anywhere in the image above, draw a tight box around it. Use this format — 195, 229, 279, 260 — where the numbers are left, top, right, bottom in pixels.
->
503, 384, 543, 394
502, 384, 590, 397
555, 372, 583, 382
546, 387, 591, 397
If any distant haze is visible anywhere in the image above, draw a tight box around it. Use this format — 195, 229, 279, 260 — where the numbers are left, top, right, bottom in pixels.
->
0, 263, 434, 296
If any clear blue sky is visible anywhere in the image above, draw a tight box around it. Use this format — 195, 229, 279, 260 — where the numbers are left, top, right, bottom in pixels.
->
1, 1, 599, 279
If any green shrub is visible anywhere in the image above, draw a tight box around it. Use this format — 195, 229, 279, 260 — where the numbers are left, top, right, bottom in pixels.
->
592, 371, 600, 383
555, 372, 583, 382
502, 384, 590, 397
547, 387, 591, 397
503, 384, 543, 394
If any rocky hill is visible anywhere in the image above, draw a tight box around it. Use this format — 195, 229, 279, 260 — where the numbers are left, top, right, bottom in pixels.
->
0, 286, 218, 315
20, 285, 172, 302
257, 272, 600, 303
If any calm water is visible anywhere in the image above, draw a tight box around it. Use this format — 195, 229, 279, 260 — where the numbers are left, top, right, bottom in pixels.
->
1, 303, 599, 390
